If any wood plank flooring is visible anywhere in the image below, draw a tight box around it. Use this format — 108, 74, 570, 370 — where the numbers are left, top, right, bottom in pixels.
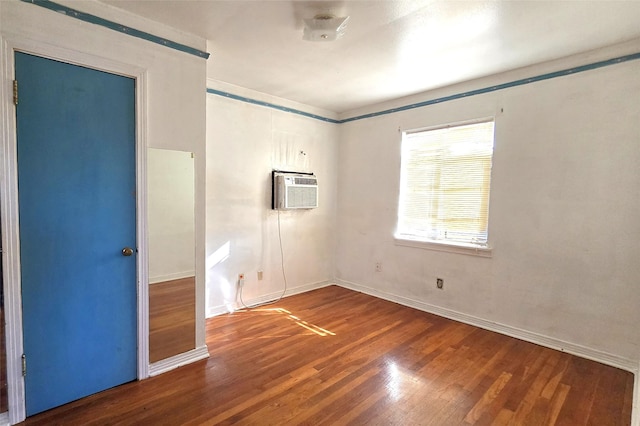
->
23, 285, 634, 425
149, 276, 196, 363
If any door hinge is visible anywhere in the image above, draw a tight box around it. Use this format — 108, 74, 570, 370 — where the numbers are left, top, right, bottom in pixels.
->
22, 354, 26, 377
13, 80, 18, 106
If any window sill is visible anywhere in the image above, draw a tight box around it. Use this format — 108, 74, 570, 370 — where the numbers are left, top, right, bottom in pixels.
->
394, 236, 492, 258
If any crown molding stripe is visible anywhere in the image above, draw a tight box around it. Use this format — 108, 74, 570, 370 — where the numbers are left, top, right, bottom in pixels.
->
340, 51, 640, 123
206, 88, 340, 123
20, 0, 210, 59
210, 51, 640, 124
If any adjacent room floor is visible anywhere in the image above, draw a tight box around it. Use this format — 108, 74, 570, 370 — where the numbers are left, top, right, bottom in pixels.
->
23, 285, 634, 425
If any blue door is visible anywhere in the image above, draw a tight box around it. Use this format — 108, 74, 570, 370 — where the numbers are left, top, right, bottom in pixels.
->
15, 52, 137, 416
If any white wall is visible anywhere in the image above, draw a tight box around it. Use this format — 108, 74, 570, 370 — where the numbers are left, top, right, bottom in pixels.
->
205, 80, 338, 316
336, 44, 640, 368
0, 0, 208, 393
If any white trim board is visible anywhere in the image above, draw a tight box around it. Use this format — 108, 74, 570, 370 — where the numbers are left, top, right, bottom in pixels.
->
0, 37, 26, 424
135, 68, 150, 381
148, 345, 209, 377
335, 279, 638, 374
206, 280, 333, 318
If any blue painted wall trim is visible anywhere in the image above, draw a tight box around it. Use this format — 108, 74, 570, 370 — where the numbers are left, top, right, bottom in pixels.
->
21, 0, 210, 59
340, 51, 640, 123
206, 88, 341, 124
208, 51, 640, 124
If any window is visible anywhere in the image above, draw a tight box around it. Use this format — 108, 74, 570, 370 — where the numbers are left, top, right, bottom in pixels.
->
396, 119, 495, 251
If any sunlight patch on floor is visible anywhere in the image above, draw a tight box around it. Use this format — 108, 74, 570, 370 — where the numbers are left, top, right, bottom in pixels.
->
236, 307, 336, 337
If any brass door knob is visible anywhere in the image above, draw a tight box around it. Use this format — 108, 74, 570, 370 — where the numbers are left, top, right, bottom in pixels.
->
122, 247, 134, 256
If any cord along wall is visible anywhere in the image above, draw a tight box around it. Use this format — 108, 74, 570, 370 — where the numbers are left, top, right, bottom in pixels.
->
206, 83, 338, 316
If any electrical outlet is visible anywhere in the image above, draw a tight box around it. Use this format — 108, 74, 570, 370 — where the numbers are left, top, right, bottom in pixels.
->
375, 262, 382, 272
436, 278, 444, 289
257, 270, 263, 281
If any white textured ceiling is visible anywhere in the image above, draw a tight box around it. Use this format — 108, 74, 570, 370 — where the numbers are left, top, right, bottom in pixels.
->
102, 1, 640, 113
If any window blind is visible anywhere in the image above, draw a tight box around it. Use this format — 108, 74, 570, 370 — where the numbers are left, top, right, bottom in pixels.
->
397, 120, 495, 246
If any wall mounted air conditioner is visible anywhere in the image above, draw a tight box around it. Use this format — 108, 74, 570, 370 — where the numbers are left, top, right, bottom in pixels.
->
272, 171, 318, 210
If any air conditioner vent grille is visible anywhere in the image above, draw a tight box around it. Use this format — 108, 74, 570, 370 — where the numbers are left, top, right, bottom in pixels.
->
294, 177, 317, 185
286, 186, 318, 208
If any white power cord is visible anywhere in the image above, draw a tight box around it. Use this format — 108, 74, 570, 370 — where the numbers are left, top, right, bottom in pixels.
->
238, 207, 288, 310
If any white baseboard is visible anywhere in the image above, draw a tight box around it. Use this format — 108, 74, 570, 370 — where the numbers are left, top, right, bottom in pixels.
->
148, 345, 209, 377
207, 304, 230, 318
206, 280, 332, 318
336, 279, 638, 373
149, 270, 195, 284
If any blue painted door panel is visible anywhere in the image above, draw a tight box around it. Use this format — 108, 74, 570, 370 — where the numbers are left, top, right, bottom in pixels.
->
15, 52, 137, 416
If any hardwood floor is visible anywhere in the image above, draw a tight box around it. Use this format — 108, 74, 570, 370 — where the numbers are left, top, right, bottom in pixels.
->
23, 285, 633, 425
149, 276, 196, 363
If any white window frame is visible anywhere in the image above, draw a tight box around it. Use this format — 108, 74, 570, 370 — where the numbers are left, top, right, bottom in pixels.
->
395, 118, 495, 257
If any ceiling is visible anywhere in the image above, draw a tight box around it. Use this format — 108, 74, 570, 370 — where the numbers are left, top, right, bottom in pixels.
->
102, 1, 640, 113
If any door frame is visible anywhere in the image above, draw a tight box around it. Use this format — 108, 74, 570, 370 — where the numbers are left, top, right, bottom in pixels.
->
0, 37, 150, 424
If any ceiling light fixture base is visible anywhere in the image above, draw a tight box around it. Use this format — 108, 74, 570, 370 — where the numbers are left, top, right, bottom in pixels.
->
303, 14, 350, 42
